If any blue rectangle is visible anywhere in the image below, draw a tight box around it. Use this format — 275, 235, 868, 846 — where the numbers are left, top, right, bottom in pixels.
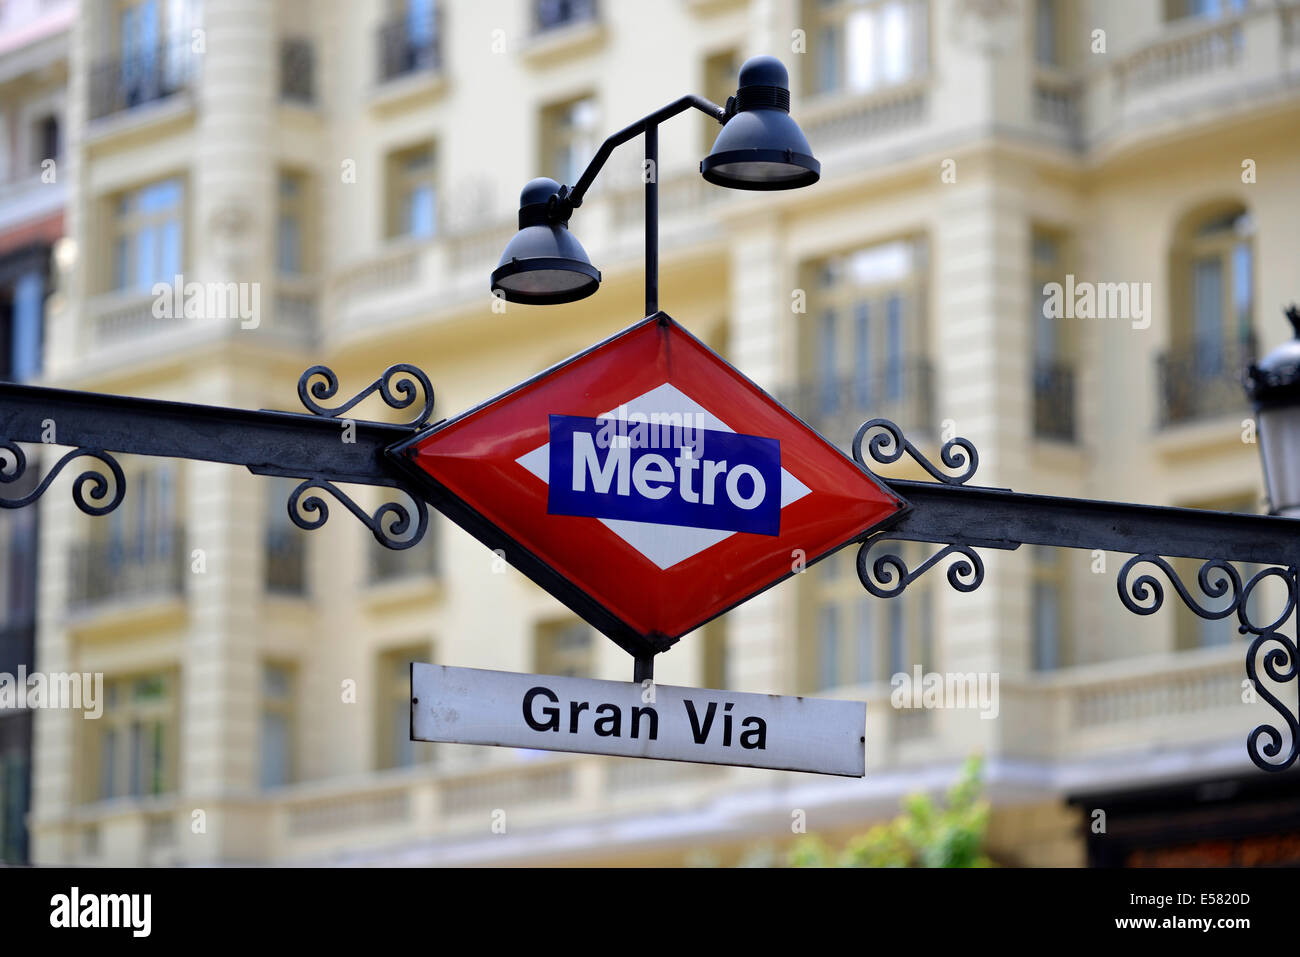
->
547, 414, 781, 536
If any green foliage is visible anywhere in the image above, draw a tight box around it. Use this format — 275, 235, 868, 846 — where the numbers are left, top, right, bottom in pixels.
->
787, 756, 993, 868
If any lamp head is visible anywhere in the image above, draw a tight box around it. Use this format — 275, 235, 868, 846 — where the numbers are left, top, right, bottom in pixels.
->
490, 178, 601, 305
701, 55, 821, 191
1245, 305, 1300, 517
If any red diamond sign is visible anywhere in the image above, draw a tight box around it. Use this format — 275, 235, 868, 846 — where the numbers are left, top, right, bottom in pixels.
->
388, 314, 909, 657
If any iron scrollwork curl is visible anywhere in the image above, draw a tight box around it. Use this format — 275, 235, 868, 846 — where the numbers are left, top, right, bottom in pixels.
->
0, 441, 126, 516
1116, 554, 1243, 622
856, 539, 985, 599
297, 363, 435, 427
287, 478, 428, 550
1116, 554, 1300, 773
1246, 629, 1298, 773
852, 418, 979, 486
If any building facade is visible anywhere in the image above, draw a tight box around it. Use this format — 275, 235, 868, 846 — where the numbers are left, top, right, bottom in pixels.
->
0, 0, 70, 865
21, 0, 1300, 865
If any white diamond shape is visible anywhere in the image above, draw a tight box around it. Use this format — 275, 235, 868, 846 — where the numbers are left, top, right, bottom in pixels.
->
515, 383, 810, 570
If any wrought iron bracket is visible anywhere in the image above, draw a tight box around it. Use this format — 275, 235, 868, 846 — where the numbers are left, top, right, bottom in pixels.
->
853, 419, 1300, 773
0, 364, 435, 547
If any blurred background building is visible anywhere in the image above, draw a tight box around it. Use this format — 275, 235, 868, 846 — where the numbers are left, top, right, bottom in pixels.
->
4, 0, 1299, 866
0, 0, 70, 865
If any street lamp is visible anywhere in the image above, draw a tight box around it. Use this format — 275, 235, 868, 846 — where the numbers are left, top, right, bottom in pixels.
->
1246, 305, 1300, 518
489, 178, 601, 306
700, 56, 820, 190
490, 55, 821, 314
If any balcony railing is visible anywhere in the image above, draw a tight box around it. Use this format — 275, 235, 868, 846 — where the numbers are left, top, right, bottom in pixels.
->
88, 41, 195, 122
1033, 70, 1082, 146
802, 80, 929, 148
1115, 18, 1244, 96
279, 37, 314, 104
265, 530, 307, 596
780, 361, 934, 452
68, 529, 184, 610
1033, 361, 1077, 442
1155, 335, 1256, 428
533, 0, 598, 33
376, 12, 441, 84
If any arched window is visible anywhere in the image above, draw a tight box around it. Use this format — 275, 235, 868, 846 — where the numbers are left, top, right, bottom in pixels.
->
1161, 202, 1255, 425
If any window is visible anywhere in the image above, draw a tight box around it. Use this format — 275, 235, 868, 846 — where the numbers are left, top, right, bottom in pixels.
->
277, 171, 310, 275
1035, 0, 1060, 67
535, 618, 594, 678
1030, 546, 1069, 670
377, 644, 434, 769
1031, 228, 1077, 441
115, 0, 194, 108
34, 115, 59, 167
1162, 203, 1255, 425
0, 731, 29, 863
801, 237, 928, 441
88, 673, 177, 802
264, 476, 307, 596
386, 143, 437, 240
805, 0, 928, 96
72, 460, 181, 608
1179, 208, 1254, 371
260, 663, 295, 789
378, 0, 439, 81
540, 95, 598, 188
805, 545, 933, 692
109, 178, 183, 293
534, 0, 597, 33
4, 269, 45, 383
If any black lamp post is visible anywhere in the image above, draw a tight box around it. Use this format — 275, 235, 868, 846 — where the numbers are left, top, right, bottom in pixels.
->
1246, 305, 1300, 518
490, 55, 820, 316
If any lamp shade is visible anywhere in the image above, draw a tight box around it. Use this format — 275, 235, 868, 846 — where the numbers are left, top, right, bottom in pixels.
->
490, 178, 601, 305
1245, 307, 1300, 517
700, 56, 820, 191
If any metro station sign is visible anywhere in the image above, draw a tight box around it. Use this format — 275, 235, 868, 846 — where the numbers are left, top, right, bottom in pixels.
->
389, 313, 909, 657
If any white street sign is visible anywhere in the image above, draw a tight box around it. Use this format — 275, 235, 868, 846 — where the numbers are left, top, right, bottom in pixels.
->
411, 663, 866, 777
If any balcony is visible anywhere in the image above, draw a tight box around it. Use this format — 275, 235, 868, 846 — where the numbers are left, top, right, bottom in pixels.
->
1032, 361, 1077, 442
801, 79, 930, 153
88, 41, 194, 122
1095, 4, 1299, 147
68, 529, 184, 611
780, 361, 934, 452
376, 12, 440, 84
1115, 17, 1243, 96
279, 37, 314, 104
1000, 645, 1256, 763
1155, 336, 1255, 429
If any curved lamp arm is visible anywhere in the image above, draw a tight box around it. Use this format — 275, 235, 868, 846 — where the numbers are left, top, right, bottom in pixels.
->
564, 94, 727, 211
